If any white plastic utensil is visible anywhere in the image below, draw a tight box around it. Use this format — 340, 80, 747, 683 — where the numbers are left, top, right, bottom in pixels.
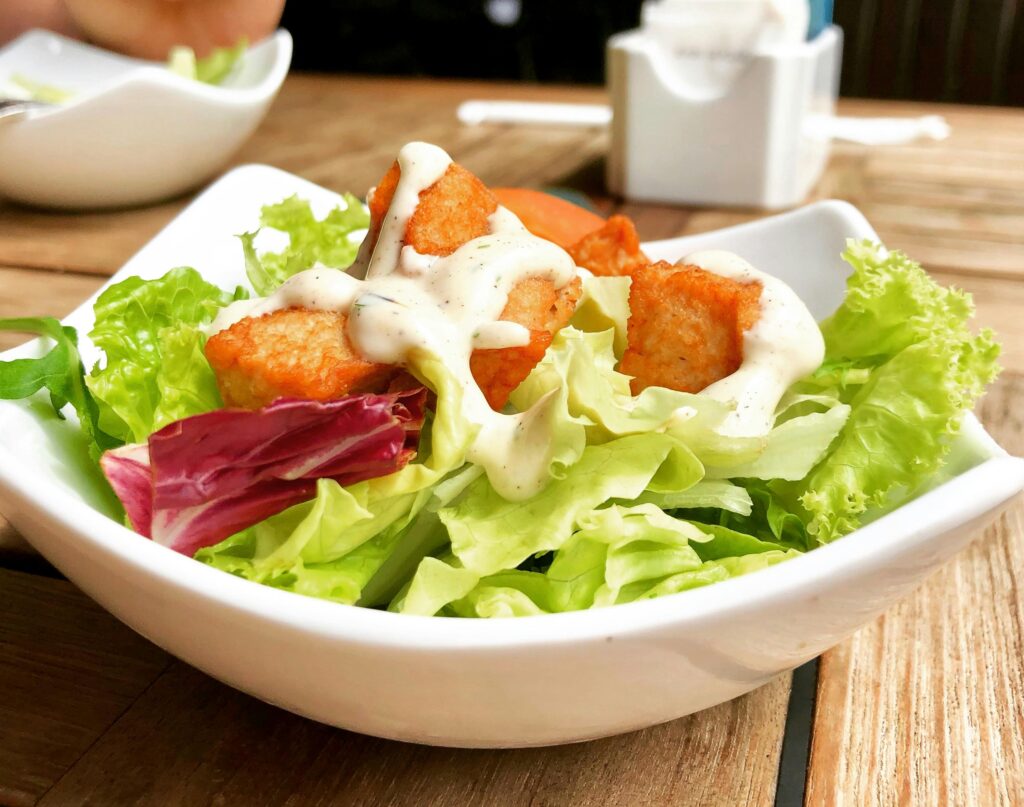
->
457, 100, 611, 128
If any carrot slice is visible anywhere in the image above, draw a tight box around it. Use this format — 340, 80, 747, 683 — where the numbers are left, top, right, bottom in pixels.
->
492, 188, 605, 250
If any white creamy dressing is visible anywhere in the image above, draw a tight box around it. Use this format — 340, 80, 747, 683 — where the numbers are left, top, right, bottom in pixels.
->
680, 249, 825, 437
210, 142, 822, 498
211, 142, 577, 500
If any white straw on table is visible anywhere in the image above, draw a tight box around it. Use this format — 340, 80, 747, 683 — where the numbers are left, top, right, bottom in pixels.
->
457, 100, 612, 128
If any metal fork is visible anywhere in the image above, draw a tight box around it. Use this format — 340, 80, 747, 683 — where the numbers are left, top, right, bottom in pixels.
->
0, 98, 52, 122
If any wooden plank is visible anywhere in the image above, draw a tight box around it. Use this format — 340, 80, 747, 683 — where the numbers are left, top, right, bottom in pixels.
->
0, 570, 169, 807
0, 267, 105, 351
0, 204, 183, 277
806, 371, 1024, 806
37, 661, 790, 806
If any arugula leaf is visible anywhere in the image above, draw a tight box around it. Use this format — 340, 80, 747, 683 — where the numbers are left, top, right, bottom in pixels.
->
0, 318, 118, 461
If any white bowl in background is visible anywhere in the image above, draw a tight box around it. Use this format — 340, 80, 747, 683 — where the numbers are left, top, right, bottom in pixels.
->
0, 30, 291, 209
0, 166, 1021, 747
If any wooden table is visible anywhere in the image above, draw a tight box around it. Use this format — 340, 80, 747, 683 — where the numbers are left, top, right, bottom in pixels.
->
1, 76, 1022, 806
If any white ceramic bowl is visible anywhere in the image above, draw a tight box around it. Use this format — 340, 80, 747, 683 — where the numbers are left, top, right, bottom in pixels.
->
1, 166, 1021, 747
0, 30, 292, 209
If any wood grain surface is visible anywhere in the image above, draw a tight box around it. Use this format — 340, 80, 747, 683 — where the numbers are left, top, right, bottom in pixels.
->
0, 75, 1022, 806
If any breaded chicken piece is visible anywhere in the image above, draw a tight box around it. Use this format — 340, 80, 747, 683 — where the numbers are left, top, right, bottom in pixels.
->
206, 308, 397, 409
471, 330, 553, 411
368, 161, 497, 257
472, 274, 582, 409
620, 262, 762, 395
208, 160, 581, 411
568, 215, 649, 278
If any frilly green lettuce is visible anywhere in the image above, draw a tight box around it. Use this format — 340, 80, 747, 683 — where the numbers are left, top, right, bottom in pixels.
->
241, 195, 370, 295
784, 241, 1001, 541
86, 267, 246, 443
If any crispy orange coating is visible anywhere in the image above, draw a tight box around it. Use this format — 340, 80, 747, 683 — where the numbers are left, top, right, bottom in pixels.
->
471, 330, 553, 411
368, 161, 497, 257
471, 274, 582, 409
205, 308, 397, 409
620, 262, 762, 395
208, 159, 582, 411
568, 215, 649, 278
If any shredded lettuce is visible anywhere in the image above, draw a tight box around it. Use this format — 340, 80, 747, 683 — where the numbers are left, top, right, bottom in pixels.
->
86, 267, 246, 443
571, 275, 631, 356
241, 195, 370, 295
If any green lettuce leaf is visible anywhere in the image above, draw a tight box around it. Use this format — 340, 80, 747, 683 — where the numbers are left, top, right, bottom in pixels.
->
399, 505, 798, 617
195, 352, 480, 605
512, 327, 847, 480
786, 241, 1001, 541
0, 317, 119, 461
86, 267, 245, 443
241, 195, 370, 295
677, 482, 812, 552
570, 275, 631, 356
442, 431, 703, 577
8, 73, 73, 103
167, 39, 247, 85
634, 479, 753, 516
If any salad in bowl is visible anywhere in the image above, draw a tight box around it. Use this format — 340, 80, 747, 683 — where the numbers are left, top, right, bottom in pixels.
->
0, 142, 1002, 620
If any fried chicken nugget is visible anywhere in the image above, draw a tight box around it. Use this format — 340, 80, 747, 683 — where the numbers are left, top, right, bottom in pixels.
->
568, 214, 649, 278
368, 161, 580, 408
620, 262, 762, 395
368, 161, 497, 256
471, 330, 553, 411
208, 159, 581, 411
471, 275, 582, 409
206, 308, 396, 409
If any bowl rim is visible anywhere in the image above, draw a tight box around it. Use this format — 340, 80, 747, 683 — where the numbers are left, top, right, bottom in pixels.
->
0, 28, 293, 118
1, 171, 1021, 652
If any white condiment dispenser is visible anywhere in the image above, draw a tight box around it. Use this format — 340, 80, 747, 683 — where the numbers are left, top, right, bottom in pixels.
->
607, 0, 842, 209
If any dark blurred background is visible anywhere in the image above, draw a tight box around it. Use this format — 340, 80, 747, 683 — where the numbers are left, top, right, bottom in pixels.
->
281, 0, 1024, 106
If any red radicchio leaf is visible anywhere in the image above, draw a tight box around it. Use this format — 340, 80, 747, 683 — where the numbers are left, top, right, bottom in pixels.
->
101, 389, 426, 557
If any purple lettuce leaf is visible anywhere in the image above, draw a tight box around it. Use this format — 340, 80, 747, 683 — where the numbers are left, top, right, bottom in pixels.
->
101, 390, 425, 556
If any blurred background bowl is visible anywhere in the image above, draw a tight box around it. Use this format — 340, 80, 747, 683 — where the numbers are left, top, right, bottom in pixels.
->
0, 28, 292, 209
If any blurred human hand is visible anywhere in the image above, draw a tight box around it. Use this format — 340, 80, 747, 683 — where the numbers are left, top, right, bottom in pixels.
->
5, 0, 286, 58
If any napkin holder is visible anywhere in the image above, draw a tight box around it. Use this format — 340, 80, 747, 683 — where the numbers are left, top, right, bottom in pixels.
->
607, 25, 842, 209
